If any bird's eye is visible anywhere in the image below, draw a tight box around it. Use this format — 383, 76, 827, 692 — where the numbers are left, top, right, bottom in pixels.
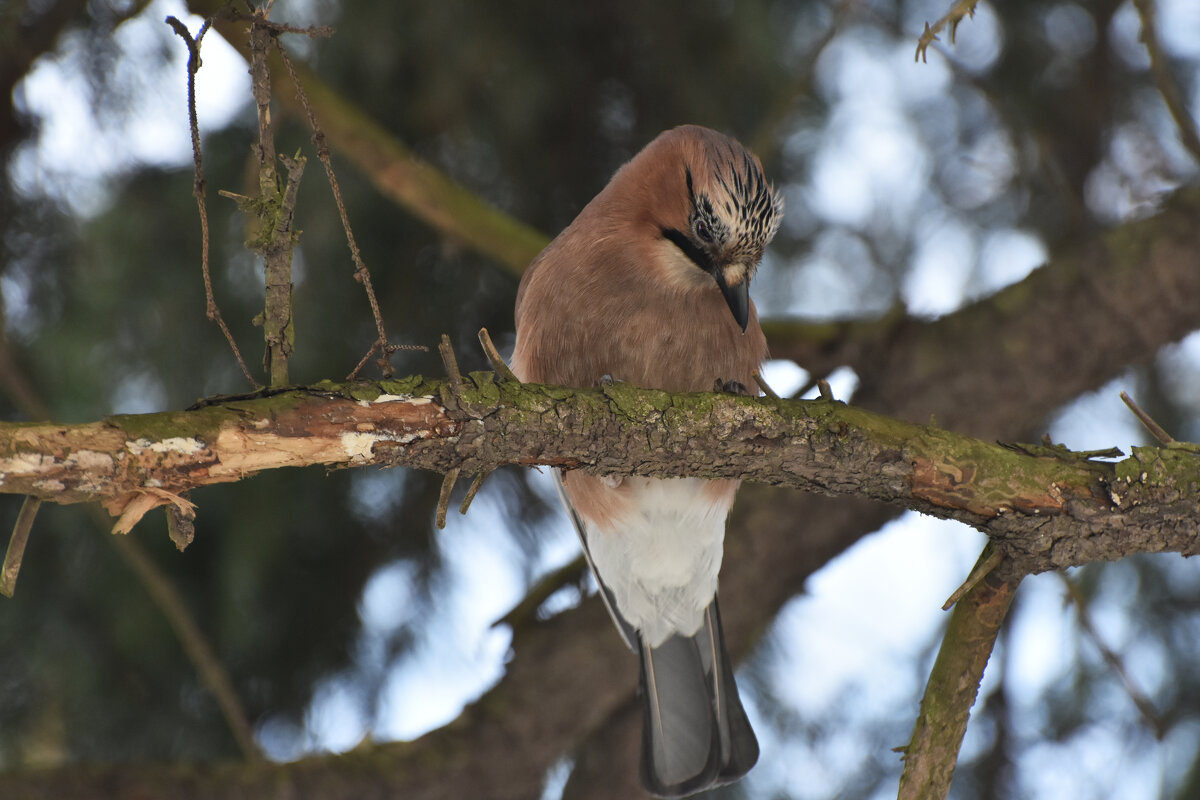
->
695, 219, 713, 243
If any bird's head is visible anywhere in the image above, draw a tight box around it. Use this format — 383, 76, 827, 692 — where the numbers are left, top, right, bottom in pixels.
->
648, 126, 784, 331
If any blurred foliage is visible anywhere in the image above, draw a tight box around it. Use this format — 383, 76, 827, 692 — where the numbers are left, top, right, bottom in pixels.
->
2, 0, 1200, 797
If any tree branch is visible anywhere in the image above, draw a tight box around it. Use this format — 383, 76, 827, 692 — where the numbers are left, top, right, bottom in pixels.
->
2, 376, 1198, 578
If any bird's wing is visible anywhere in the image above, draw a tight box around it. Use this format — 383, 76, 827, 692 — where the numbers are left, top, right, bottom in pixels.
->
553, 469, 637, 651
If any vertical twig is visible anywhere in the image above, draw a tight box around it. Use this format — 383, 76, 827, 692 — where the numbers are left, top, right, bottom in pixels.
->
275, 42, 409, 378
246, 10, 299, 388
477, 327, 519, 382
260, 149, 305, 387
165, 16, 258, 388
436, 468, 461, 529
459, 470, 491, 516
1, 496, 42, 597
439, 334, 465, 397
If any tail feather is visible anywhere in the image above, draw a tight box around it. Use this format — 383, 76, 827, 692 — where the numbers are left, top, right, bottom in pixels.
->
639, 598, 759, 798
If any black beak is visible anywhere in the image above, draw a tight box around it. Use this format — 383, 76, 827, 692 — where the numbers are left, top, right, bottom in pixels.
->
658, 227, 752, 331
714, 271, 750, 332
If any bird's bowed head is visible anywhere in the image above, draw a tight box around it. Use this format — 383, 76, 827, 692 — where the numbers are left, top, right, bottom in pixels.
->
602, 124, 784, 331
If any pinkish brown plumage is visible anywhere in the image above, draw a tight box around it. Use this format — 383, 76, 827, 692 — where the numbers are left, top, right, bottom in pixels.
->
512, 125, 783, 797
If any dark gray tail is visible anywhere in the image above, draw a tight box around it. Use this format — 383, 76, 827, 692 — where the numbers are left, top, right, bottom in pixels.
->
638, 598, 758, 798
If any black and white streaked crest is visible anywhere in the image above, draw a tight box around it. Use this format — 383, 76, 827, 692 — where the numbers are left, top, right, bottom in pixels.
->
685, 150, 784, 267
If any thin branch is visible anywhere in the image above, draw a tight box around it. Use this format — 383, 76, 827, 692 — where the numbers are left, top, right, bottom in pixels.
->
274, 39, 400, 378
166, 15, 258, 387
915, 0, 981, 62
458, 469, 491, 515
243, 8, 301, 387
435, 468, 460, 530
898, 556, 1022, 800
1059, 572, 1166, 738
1, 496, 41, 597
0, 321, 258, 761
942, 545, 1004, 610
477, 327, 519, 383
1132, 0, 1200, 164
261, 149, 305, 386
752, 370, 780, 399
438, 334, 464, 397
107, 527, 261, 762
1120, 390, 1176, 444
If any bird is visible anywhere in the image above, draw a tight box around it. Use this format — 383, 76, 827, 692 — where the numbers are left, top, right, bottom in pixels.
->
511, 124, 783, 797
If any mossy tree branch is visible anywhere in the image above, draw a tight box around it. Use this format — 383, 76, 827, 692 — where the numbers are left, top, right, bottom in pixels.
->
2, 376, 1197, 577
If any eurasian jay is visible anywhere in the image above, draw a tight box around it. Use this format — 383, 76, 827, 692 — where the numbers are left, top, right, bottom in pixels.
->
512, 124, 783, 797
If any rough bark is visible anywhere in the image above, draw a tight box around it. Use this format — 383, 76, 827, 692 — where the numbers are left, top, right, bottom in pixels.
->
3, 375, 1198, 578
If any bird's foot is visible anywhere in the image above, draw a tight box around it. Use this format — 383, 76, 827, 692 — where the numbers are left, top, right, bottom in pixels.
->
713, 378, 750, 396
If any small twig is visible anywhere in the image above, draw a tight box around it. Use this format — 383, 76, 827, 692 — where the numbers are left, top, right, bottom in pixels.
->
1132, 0, 1200, 165
165, 500, 196, 552
274, 39, 397, 378
1059, 573, 1166, 738
752, 370, 780, 399
459, 469, 492, 516
1119, 390, 1175, 444
1, 496, 42, 597
943, 545, 1004, 610
791, 375, 819, 400
439, 334, 464, 396
817, 378, 835, 401
477, 327, 519, 382
347, 342, 383, 381
436, 468, 461, 530
346, 340, 429, 381
915, 0, 980, 62
226, 6, 335, 38
166, 15, 257, 387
